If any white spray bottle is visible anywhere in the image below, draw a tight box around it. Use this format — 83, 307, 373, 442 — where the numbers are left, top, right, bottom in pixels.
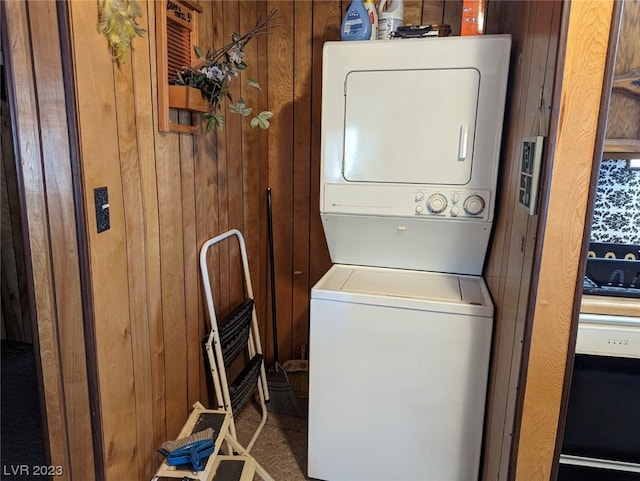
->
377, 0, 404, 40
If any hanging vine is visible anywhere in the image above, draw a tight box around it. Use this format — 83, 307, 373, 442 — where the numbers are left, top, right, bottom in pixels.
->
97, 0, 147, 65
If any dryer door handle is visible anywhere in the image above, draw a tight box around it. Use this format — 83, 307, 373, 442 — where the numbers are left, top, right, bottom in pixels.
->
458, 124, 469, 161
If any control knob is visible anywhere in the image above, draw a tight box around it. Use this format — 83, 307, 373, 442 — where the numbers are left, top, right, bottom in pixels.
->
463, 195, 486, 216
427, 193, 448, 214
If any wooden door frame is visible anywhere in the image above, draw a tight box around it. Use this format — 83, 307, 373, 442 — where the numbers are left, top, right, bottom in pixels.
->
1, 1, 101, 479
510, 1, 616, 480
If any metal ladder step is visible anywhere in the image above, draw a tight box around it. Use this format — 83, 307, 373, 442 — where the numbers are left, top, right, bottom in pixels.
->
229, 354, 264, 413
219, 299, 254, 368
211, 456, 257, 481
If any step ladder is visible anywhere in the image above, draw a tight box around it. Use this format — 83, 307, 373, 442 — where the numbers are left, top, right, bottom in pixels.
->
200, 229, 269, 451
151, 402, 275, 481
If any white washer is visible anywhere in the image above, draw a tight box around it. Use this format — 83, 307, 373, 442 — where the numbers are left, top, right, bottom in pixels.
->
308, 264, 493, 481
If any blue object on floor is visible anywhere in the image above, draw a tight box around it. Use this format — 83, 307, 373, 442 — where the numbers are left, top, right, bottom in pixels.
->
163, 439, 215, 471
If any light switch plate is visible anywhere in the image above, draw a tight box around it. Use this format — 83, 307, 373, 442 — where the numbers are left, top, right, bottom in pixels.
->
518, 136, 544, 215
94, 187, 110, 233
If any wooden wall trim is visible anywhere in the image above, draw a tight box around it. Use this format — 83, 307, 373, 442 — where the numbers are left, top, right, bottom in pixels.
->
56, 0, 107, 476
2, 0, 70, 473
512, 1, 615, 480
29, 2, 97, 479
1, 1, 98, 479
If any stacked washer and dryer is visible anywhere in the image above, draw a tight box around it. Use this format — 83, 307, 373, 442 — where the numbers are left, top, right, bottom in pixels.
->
307, 35, 511, 481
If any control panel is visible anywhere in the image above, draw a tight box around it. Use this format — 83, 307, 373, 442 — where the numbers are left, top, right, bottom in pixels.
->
576, 314, 640, 359
323, 183, 492, 221
413, 189, 489, 219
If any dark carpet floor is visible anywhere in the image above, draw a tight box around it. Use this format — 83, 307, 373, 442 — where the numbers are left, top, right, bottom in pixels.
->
1, 341, 47, 480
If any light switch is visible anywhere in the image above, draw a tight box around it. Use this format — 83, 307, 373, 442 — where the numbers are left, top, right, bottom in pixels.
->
94, 187, 110, 233
518, 136, 544, 215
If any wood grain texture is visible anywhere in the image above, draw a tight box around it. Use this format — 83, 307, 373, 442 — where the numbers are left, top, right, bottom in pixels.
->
239, 0, 269, 368
309, 1, 339, 289
481, 3, 563, 480
403, 0, 424, 25
605, 0, 640, 148
1, 99, 30, 343
28, 2, 96, 479
483, 2, 555, 479
222, 0, 246, 312
514, 1, 615, 480
268, 0, 295, 362
157, 95, 189, 442
580, 295, 640, 317
211, 0, 231, 317
114, 53, 155, 479
291, 0, 313, 360
443, 0, 463, 36
194, 0, 220, 405
2, 0, 73, 477
69, 0, 140, 477
422, 0, 445, 24
180, 113, 200, 413
134, 0, 167, 468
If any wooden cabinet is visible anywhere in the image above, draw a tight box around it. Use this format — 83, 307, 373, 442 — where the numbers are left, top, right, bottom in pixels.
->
604, 0, 640, 156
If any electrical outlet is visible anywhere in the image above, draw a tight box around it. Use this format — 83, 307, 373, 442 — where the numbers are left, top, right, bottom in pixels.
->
518, 136, 544, 215
94, 187, 110, 233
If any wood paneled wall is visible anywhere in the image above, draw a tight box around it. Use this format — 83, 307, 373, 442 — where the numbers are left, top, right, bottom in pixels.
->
1, 2, 95, 480
482, 2, 562, 480
605, 0, 640, 153
5, 1, 570, 479
1, 94, 32, 343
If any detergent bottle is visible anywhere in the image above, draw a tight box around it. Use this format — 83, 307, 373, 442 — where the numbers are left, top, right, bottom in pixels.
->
377, 0, 404, 40
341, 0, 372, 41
364, 0, 378, 40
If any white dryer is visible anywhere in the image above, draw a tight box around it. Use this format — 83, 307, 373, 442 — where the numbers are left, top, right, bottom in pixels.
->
308, 35, 511, 481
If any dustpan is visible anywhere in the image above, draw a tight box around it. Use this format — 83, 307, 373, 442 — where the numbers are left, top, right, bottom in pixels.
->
282, 350, 309, 399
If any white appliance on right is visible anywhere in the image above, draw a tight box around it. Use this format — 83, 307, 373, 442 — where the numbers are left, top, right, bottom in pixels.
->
308, 35, 511, 481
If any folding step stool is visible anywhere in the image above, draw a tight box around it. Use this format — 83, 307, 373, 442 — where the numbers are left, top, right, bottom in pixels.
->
200, 229, 269, 451
151, 402, 275, 481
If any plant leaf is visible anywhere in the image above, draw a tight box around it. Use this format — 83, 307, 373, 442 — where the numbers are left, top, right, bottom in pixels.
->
247, 78, 262, 90
228, 99, 252, 116
204, 112, 225, 132
252, 110, 272, 129
194, 45, 204, 58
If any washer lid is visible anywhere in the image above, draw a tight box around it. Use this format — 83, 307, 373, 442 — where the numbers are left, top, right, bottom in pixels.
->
311, 264, 493, 316
342, 267, 462, 302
